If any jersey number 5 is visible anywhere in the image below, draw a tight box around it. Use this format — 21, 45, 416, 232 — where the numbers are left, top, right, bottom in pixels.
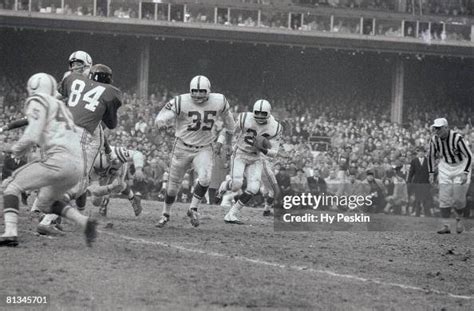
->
68, 79, 105, 112
187, 111, 216, 131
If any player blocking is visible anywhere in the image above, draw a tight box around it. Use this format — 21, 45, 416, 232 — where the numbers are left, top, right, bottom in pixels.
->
0, 73, 97, 247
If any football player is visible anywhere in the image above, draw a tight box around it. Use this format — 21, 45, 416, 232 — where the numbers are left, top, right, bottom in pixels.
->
86, 146, 145, 217
223, 99, 282, 224
0, 73, 96, 247
60, 50, 93, 83
154, 75, 235, 227
260, 155, 281, 216
61, 61, 122, 199
34, 63, 122, 234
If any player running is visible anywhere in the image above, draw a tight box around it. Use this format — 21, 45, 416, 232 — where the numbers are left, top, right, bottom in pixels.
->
0, 73, 96, 247
154, 75, 235, 227
223, 99, 282, 224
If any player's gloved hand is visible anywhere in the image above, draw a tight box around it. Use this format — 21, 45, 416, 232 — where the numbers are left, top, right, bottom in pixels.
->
429, 173, 435, 184
134, 168, 145, 182
215, 142, 223, 156
460, 172, 469, 185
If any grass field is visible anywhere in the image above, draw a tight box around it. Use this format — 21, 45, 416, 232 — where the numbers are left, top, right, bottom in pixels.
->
1, 198, 473, 310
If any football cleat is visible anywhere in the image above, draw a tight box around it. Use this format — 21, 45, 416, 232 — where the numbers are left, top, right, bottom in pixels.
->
130, 195, 142, 216
263, 210, 273, 217
0, 236, 18, 247
156, 214, 170, 228
224, 207, 244, 225
437, 225, 451, 234
36, 224, 66, 236
455, 219, 464, 234
187, 209, 200, 227
99, 197, 110, 217
84, 218, 98, 247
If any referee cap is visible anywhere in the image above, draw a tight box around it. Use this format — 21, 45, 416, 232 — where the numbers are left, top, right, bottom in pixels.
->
431, 118, 448, 128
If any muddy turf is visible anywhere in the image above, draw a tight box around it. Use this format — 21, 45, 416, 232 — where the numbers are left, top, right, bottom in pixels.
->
1, 198, 473, 310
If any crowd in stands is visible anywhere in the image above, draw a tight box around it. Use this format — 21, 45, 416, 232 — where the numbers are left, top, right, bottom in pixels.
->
1, 74, 473, 216
2, 0, 471, 42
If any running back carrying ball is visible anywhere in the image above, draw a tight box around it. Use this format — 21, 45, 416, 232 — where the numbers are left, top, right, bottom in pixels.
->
254, 135, 272, 151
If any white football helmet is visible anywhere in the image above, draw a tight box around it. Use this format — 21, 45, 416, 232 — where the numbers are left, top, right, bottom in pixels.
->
68, 50, 93, 76
253, 99, 271, 124
189, 75, 211, 104
27, 73, 58, 97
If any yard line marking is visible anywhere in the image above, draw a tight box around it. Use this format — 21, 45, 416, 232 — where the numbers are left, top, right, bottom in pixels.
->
101, 231, 474, 300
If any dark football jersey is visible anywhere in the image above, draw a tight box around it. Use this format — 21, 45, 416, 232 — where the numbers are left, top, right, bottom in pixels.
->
59, 72, 122, 134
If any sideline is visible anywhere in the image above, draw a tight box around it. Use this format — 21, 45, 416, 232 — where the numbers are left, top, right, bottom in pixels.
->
100, 230, 474, 301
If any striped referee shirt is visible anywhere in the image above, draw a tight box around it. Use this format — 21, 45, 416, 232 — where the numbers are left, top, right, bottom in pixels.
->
428, 130, 472, 174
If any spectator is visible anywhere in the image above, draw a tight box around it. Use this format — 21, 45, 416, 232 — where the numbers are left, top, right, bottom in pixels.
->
407, 146, 432, 217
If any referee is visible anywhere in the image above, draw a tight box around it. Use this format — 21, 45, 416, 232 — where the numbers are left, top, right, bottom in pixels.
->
428, 118, 472, 234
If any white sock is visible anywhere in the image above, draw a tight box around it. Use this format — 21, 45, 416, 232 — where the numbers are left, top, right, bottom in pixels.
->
128, 189, 135, 200
4, 212, 18, 237
163, 203, 172, 216
31, 198, 40, 213
40, 214, 59, 226
63, 207, 88, 228
189, 195, 201, 210
233, 200, 244, 211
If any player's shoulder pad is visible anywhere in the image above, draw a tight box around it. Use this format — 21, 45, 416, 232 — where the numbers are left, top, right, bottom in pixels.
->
238, 112, 250, 129
269, 119, 282, 139
165, 95, 183, 114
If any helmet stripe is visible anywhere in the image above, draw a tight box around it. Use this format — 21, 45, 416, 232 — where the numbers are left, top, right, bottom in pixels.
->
197, 76, 201, 89
46, 74, 55, 96
99, 152, 104, 169
259, 99, 263, 111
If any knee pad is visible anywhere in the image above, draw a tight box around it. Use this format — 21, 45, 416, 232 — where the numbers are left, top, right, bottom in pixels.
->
196, 173, 211, 188
246, 180, 260, 194
231, 178, 243, 192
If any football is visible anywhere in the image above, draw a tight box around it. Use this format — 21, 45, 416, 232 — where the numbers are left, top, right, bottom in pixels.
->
255, 135, 272, 150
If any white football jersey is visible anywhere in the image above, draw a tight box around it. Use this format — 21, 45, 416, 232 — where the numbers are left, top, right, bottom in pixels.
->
159, 93, 232, 146
22, 93, 80, 156
94, 146, 144, 176
235, 112, 282, 157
